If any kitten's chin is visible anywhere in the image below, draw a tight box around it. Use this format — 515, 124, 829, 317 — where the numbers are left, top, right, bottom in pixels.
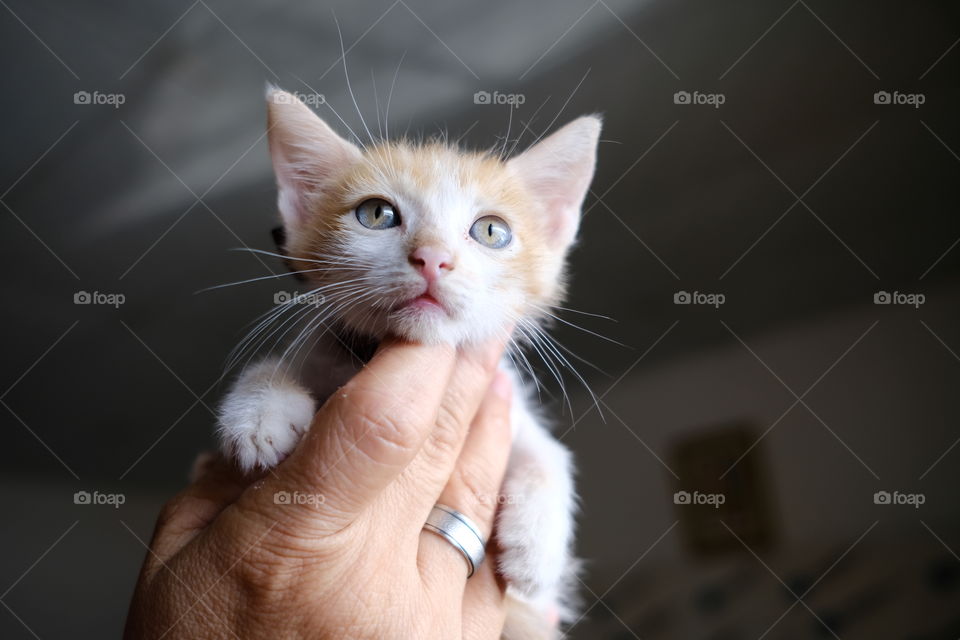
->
387, 310, 463, 345
339, 308, 499, 347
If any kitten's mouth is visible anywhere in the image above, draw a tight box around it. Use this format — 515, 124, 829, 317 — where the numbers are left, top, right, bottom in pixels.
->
394, 289, 447, 315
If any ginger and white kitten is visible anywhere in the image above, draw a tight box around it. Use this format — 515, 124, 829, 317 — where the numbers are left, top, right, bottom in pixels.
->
218, 87, 600, 638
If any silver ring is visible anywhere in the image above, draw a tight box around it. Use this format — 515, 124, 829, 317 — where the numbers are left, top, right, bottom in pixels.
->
422, 504, 486, 578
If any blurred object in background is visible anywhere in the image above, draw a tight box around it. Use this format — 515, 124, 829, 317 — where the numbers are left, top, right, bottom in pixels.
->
670, 423, 777, 555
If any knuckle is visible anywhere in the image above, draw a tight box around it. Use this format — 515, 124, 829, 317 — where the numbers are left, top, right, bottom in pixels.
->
448, 464, 497, 527
338, 392, 425, 464
219, 506, 319, 601
156, 494, 207, 534
233, 555, 306, 614
344, 405, 419, 462
427, 406, 463, 461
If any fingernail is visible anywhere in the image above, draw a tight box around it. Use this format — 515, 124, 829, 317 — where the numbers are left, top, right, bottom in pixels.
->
491, 369, 512, 400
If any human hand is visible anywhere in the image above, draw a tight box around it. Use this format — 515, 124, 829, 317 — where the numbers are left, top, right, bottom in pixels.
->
124, 337, 512, 639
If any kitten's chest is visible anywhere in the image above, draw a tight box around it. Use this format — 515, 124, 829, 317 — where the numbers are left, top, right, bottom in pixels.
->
297, 332, 377, 403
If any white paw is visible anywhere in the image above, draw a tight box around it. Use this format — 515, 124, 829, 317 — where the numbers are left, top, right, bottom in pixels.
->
226, 394, 313, 471
218, 362, 316, 472
495, 468, 574, 598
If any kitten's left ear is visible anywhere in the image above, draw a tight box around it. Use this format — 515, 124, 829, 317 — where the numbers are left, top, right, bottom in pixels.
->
508, 115, 601, 250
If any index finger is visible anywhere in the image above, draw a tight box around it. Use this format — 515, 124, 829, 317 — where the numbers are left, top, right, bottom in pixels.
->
255, 339, 458, 531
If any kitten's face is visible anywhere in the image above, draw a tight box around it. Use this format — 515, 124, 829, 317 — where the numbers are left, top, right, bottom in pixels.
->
267, 89, 600, 346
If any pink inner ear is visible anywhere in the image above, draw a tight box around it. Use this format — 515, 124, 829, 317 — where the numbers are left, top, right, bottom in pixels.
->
508, 117, 601, 250
275, 169, 309, 229
269, 137, 338, 232
266, 90, 362, 234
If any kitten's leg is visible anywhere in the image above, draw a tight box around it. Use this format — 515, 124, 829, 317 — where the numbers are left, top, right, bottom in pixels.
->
497, 382, 579, 627
217, 358, 316, 471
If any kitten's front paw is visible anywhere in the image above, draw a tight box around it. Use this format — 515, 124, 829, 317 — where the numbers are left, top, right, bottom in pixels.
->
218, 370, 315, 471
496, 472, 573, 598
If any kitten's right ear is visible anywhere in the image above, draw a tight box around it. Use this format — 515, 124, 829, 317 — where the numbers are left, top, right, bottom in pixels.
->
266, 87, 361, 232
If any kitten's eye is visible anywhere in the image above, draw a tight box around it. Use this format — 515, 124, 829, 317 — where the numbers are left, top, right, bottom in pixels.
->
355, 198, 400, 230
469, 215, 512, 249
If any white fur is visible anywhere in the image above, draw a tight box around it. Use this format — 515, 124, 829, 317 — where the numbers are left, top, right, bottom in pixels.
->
499, 366, 580, 625
217, 89, 601, 637
217, 358, 316, 471
332, 164, 525, 345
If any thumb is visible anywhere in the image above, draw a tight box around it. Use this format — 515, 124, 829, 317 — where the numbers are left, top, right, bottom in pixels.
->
249, 339, 458, 532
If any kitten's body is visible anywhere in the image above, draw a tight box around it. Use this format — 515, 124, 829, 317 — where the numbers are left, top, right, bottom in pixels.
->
218, 88, 601, 639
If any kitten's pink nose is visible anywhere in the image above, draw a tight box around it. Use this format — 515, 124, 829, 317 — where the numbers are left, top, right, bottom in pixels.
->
409, 246, 453, 282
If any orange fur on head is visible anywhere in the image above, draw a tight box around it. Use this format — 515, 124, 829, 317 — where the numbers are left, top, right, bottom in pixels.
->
266, 87, 600, 346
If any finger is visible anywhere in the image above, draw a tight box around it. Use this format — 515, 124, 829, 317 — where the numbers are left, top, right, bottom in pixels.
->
388, 337, 506, 523
419, 370, 513, 594
252, 339, 458, 531
149, 452, 250, 564
461, 558, 508, 640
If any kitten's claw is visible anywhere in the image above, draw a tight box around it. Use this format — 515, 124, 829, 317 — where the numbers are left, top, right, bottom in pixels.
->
226, 392, 314, 471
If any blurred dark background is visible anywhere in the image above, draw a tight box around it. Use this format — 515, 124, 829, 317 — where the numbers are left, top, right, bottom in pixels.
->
2, 1, 960, 638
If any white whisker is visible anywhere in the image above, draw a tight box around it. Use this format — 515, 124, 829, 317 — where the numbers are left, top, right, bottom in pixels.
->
371, 68, 383, 142
196, 267, 362, 293
532, 304, 627, 347
226, 280, 373, 372
229, 246, 371, 267
547, 304, 616, 322
333, 10, 375, 146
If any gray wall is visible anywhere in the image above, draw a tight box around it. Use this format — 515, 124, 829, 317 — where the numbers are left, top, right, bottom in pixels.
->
1, 0, 959, 638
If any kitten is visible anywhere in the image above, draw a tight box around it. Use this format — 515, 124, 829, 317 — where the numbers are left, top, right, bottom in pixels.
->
217, 87, 600, 638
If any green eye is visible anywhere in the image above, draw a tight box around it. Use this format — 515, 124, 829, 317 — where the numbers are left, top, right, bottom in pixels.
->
355, 198, 400, 230
469, 215, 512, 249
